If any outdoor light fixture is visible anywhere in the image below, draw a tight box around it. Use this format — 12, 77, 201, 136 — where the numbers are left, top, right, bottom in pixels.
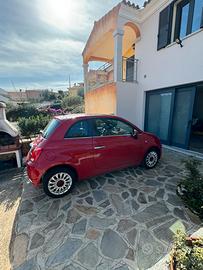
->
175, 38, 183, 48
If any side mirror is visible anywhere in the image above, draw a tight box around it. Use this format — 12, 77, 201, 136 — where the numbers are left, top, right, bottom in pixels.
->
132, 129, 138, 139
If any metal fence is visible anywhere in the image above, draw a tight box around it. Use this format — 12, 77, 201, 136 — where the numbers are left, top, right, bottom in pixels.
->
122, 56, 138, 82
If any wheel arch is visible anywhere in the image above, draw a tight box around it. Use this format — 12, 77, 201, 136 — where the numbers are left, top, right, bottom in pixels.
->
41, 164, 78, 182
145, 146, 161, 159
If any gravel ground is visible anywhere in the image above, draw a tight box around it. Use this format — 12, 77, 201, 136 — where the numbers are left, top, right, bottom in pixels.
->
0, 169, 23, 270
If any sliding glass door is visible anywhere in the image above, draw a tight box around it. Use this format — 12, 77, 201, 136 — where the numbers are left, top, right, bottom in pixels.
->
145, 89, 174, 144
171, 87, 195, 148
145, 85, 196, 149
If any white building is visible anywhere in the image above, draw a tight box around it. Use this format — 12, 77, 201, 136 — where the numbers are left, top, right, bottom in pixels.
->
83, 0, 203, 153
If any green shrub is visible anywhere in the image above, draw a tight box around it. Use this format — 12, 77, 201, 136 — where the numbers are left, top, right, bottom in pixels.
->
178, 159, 203, 219
41, 90, 56, 101
77, 88, 84, 98
171, 231, 203, 270
70, 104, 85, 114
6, 104, 40, 121
61, 96, 83, 112
18, 115, 51, 138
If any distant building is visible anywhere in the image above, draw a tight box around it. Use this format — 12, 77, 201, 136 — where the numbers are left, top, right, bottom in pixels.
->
25, 90, 43, 100
87, 67, 113, 90
8, 90, 44, 102
68, 83, 84, 97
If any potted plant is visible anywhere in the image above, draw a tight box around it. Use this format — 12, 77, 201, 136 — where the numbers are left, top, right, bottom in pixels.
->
177, 158, 203, 220
170, 231, 203, 270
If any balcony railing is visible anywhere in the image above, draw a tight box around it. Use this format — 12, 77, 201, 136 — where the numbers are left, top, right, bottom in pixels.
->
98, 62, 112, 71
87, 56, 138, 91
122, 56, 138, 82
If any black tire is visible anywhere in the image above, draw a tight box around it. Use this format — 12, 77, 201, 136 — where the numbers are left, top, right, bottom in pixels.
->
42, 167, 76, 198
143, 149, 159, 169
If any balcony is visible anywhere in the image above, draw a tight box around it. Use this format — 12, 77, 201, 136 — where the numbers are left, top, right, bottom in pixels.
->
82, 1, 141, 119
86, 57, 138, 92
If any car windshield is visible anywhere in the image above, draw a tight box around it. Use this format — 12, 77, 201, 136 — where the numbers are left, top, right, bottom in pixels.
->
42, 119, 60, 139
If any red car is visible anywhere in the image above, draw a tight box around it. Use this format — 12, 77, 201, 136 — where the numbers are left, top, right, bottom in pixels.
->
27, 114, 161, 198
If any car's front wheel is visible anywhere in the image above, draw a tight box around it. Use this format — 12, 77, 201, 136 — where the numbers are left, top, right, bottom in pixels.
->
42, 167, 76, 198
143, 149, 159, 169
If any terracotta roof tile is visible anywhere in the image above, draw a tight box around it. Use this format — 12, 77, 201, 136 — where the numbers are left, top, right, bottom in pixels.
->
122, 0, 153, 9
143, 0, 152, 8
122, 0, 140, 9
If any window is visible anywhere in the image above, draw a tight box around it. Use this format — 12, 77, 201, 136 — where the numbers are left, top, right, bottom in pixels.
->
93, 118, 133, 137
179, 1, 190, 38
42, 119, 60, 139
192, 0, 203, 31
65, 120, 90, 138
158, 0, 203, 50
174, 0, 203, 40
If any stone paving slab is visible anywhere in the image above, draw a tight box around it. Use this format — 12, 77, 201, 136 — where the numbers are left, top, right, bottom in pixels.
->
11, 149, 203, 270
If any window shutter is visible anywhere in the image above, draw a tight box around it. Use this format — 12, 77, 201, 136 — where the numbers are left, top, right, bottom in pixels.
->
157, 4, 173, 50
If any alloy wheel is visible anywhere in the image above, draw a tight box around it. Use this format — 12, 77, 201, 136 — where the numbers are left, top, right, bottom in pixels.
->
48, 172, 72, 195
145, 151, 158, 168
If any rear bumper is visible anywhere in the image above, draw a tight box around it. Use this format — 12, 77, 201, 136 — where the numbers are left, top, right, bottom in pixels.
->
26, 162, 42, 187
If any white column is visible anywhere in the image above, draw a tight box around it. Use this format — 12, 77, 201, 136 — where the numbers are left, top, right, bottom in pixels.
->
15, 150, 22, 168
83, 63, 89, 93
113, 29, 124, 82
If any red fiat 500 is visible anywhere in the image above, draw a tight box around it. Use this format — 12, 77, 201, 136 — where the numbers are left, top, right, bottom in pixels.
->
27, 114, 161, 197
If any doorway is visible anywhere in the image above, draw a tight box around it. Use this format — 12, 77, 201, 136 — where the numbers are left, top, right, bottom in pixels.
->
145, 83, 202, 152
189, 84, 203, 153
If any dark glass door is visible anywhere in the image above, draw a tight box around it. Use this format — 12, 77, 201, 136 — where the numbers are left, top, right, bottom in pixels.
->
171, 86, 196, 149
145, 85, 196, 149
145, 89, 174, 144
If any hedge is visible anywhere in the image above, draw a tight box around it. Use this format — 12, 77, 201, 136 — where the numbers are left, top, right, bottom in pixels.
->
18, 115, 51, 138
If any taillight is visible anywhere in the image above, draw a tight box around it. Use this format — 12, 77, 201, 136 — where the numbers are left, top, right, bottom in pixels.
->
30, 147, 42, 162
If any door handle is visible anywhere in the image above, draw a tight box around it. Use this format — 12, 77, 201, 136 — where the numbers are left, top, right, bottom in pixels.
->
94, 146, 106, 150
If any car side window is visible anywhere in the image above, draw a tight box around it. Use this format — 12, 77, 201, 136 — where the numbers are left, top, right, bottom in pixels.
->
93, 118, 133, 137
65, 120, 90, 138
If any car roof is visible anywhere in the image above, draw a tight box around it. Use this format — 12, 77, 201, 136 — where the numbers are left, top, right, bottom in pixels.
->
55, 114, 117, 121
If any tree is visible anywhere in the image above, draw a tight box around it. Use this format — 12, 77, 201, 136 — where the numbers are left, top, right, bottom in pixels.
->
61, 96, 83, 112
41, 90, 56, 101
58, 90, 65, 99
77, 88, 84, 98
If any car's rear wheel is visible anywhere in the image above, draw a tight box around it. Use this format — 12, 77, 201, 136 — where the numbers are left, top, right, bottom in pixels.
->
143, 149, 159, 169
42, 167, 76, 198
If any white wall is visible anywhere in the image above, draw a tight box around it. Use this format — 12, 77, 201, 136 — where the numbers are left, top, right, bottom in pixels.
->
116, 82, 139, 125
134, 0, 203, 128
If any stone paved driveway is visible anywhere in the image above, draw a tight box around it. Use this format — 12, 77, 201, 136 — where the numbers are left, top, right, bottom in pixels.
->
11, 149, 202, 270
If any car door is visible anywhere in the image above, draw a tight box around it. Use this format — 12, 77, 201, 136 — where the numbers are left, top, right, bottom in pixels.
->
62, 119, 95, 179
92, 117, 142, 173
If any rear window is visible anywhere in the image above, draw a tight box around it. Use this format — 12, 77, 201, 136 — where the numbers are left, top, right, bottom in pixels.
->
42, 119, 60, 139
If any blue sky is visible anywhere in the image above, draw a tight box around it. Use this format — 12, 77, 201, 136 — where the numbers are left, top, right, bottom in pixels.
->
0, 0, 144, 91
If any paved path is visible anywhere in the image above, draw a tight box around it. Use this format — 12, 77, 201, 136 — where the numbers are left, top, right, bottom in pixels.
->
11, 149, 203, 270
0, 169, 22, 270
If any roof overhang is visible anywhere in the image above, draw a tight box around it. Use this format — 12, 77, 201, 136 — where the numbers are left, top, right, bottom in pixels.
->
82, 1, 141, 64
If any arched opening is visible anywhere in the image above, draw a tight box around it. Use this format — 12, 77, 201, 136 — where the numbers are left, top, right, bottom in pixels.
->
122, 22, 140, 82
